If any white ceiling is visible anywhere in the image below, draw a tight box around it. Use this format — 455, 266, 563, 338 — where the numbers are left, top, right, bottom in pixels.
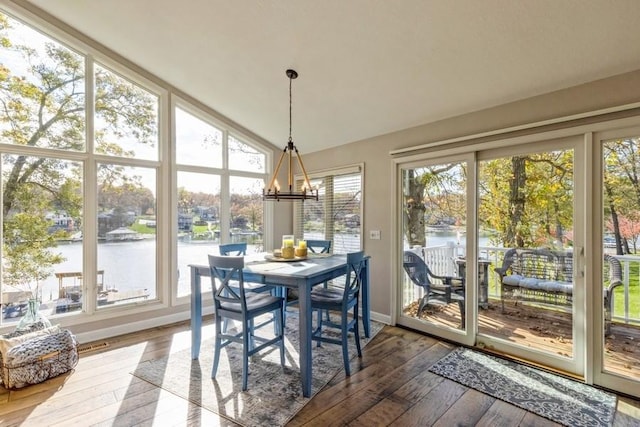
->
22, 0, 640, 153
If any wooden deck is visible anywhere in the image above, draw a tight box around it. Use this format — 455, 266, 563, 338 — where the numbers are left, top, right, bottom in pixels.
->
0, 316, 638, 426
405, 299, 640, 381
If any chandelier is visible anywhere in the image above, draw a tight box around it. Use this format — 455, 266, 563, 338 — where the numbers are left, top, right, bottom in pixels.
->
263, 69, 318, 202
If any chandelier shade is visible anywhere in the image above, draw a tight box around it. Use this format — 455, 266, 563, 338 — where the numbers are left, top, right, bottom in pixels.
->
263, 69, 318, 202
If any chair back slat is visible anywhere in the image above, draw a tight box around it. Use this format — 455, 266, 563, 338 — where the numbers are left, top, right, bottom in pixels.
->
344, 251, 365, 304
307, 240, 332, 254
219, 242, 247, 256
208, 254, 247, 310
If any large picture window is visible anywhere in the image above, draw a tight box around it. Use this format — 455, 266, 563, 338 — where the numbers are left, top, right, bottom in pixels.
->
0, 9, 271, 327
174, 104, 268, 297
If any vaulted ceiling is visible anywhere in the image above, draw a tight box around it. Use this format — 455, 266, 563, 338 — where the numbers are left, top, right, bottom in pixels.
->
22, 0, 640, 153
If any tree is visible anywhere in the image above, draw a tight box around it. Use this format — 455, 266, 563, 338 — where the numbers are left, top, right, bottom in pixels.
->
403, 164, 465, 248
603, 138, 640, 254
1, 13, 157, 290
479, 151, 573, 248
2, 183, 64, 298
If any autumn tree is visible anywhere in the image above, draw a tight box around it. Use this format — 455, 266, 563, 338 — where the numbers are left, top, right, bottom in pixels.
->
479, 151, 573, 248
603, 138, 640, 254
1, 13, 156, 289
404, 164, 465, 248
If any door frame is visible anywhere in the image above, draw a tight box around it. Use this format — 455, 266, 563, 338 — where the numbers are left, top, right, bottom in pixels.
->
393, 152, 476, 346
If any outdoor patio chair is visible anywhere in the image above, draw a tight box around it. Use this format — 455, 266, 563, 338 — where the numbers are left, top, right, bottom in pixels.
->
310, 251, 365, 376
403, 250, 465, 328
208, 254, 285, 391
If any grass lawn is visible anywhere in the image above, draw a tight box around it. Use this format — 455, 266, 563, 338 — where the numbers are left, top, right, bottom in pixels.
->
613, 262, 640, 321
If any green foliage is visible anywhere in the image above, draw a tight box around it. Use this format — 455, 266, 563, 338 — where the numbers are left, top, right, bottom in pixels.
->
2, 184, 64, 297
478, 151, 573, 248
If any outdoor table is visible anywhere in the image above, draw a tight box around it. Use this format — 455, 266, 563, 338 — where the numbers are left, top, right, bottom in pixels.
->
189, 253, 371, 397
456, 257, 491, 309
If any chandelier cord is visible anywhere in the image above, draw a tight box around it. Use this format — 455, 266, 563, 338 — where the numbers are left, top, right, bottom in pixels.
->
288, 74, 293, 143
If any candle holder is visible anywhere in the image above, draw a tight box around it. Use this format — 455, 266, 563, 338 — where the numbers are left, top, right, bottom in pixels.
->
281, 235, 295, 259
295, 240, 308, 258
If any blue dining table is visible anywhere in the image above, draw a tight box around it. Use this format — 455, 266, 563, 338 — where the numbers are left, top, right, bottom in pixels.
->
189, 253, 371, 398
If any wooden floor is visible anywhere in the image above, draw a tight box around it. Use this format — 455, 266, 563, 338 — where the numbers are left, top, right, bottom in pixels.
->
0, 318, 639, 426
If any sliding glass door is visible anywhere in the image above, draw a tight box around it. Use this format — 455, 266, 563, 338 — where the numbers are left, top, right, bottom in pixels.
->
395, 121, 640, 397
398, 154, 475, 344
396, 137, 586, 377
594, 127, 640, 393
475, 138, 583, 375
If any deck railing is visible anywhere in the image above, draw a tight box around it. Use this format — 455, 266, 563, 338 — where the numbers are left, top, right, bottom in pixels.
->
403, 244, 639, 326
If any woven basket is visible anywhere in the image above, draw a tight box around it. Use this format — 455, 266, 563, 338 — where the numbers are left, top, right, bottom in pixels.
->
0, 322, 79, 389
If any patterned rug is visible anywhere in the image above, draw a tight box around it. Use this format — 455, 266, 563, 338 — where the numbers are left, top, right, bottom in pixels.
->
132, 310, 383, 426
428, 347, 617, 427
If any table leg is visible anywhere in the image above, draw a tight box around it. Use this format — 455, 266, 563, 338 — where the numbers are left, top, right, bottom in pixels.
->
190, 266, 202, 360
362, 258, 371, 337
298, 283, 312, 398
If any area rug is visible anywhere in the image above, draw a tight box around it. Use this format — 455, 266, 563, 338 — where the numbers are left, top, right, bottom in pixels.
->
428, 347, 617, 427
132, 310, 383, 427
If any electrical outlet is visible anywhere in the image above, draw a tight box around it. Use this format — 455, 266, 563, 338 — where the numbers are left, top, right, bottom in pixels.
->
369, 230, 381, 240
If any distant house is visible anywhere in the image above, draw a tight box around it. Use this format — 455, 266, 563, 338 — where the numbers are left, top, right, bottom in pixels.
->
178, 213, 193, 231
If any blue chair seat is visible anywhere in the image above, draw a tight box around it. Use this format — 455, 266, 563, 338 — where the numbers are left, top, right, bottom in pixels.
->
219, 242, 279, 333
219, 293, 282, 312
310, 287, 343, 303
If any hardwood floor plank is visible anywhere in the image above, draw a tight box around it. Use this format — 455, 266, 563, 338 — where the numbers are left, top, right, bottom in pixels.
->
388, 380, 468, 426
299, 343, 454, 425
519, 411, 564, 427
475, 399, 528, 427
347, 394, 414, 427
432, 388, 496, 426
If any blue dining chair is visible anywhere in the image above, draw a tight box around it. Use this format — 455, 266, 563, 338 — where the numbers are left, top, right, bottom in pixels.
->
310, 250, 365, 376
306, 240, 334, 320
219, 242, 278, 334
208, 254, 285, 391
283, 239, 334, 324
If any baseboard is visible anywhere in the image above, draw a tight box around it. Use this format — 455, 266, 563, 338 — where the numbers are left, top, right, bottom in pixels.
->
74, 311, 193, 344
76, 308, 390, 345
370, 311, 391, 325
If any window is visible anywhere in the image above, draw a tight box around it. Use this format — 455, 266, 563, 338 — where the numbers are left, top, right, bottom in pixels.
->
0, 10, 162, 323
0, 8, 272, 327
294, 165, 363, 253
174, 103, 268, 298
